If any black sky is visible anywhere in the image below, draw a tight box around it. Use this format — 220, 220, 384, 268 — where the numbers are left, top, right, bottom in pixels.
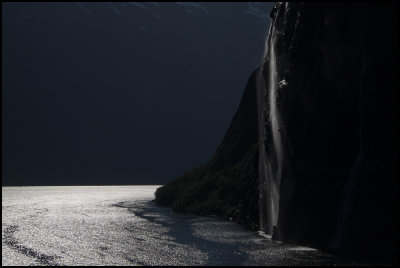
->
2, 2, 274, 186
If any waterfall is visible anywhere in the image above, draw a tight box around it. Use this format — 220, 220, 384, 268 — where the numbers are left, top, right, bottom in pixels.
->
268, 26, 283, 234
257, 6, 283, 236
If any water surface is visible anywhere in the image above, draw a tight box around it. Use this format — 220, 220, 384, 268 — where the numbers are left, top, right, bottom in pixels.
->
2, 186, 361, 266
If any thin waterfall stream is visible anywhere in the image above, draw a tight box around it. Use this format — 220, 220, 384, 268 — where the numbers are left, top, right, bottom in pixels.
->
257, 6, 284, 237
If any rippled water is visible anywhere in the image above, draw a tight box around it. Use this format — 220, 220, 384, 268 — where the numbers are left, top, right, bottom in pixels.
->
2, 186, 362, 266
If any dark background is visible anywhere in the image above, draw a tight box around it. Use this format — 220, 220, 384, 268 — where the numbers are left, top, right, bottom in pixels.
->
2, 2, 274, 186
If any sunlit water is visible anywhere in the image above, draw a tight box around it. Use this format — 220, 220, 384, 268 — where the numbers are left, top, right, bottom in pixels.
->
2, 186, 361, 266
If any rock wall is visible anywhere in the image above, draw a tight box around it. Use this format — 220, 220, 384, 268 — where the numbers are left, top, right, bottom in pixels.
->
263, 2, 398, 262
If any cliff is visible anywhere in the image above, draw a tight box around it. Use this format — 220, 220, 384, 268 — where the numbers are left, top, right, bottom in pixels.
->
155, 69, 260, 230
266, 3, 398, 262
156, 2, 398, 263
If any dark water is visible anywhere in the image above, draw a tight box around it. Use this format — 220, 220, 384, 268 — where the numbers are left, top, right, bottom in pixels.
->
2, 186, 364, 266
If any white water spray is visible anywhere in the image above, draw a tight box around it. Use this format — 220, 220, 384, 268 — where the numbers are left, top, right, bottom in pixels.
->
268, 26, 283, 233
257, 7, 284, 235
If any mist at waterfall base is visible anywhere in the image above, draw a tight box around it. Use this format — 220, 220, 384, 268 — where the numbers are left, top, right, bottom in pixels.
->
2, 2, 274, 186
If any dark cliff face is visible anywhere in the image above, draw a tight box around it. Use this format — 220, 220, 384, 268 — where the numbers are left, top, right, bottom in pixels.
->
264, 2, 398, 262
156, 2, 398, 263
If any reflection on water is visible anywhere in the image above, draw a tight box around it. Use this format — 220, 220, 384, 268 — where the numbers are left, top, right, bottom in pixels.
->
2, 186, 361, 266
